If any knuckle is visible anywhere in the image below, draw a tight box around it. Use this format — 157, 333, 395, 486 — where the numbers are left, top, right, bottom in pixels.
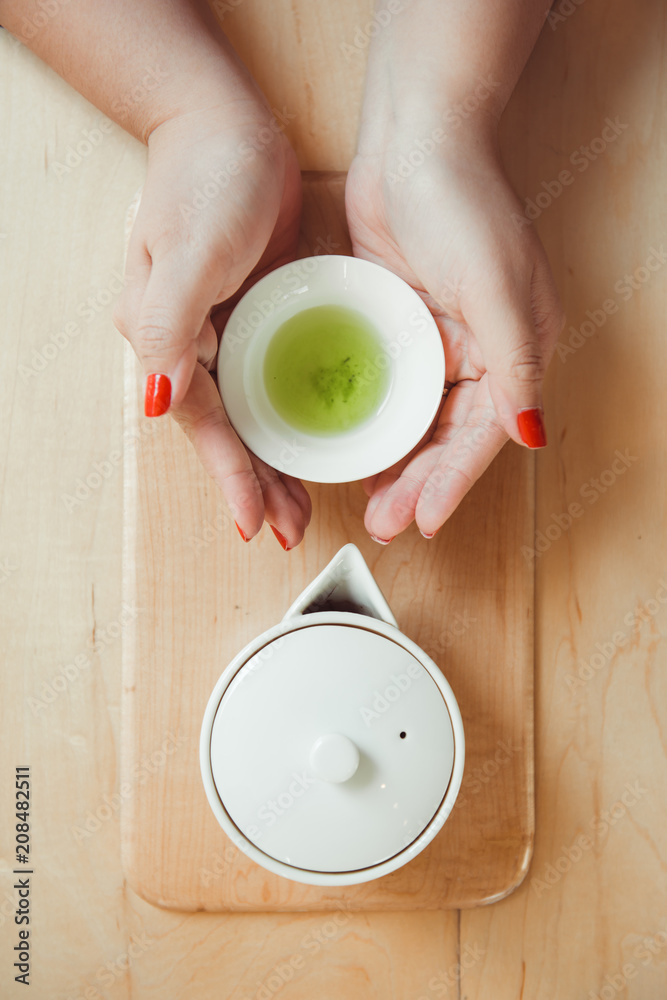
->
136, 321, 179, 357
533, 299, 565, 340
441, 464, 475, 499
178, 406, 226, 440
254, 465, 279, 493
220, 470, 262, 515
421, 463, 473, 504
384, 475, 423, 518
503, 342, 545, 385
135, 303, 188, 356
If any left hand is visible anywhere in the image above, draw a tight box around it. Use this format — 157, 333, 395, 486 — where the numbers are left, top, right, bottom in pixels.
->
345, 128, 563, 541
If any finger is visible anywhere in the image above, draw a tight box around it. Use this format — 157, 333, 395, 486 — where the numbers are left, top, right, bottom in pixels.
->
462, 247, 563, 449
362, 475, 381, 499
197, 315, 219, 370
363, 396, 446, 533
115, 250, 222, 413
170, 364, 265, 540
131, 250, 228, 414
365, 378, 507, 539
414, 378, 508, 534
364, 470, 409, 534
277, 473, 313, 528
247, 455, 311, 550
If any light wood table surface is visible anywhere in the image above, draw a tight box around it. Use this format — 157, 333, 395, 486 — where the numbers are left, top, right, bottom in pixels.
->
1, 1, 666, 998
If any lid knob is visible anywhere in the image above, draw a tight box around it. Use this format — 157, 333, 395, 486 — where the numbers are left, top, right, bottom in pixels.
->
309, 733, 360, 784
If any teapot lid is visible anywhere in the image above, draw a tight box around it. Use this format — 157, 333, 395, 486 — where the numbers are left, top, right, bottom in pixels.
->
208, 622, 455, 874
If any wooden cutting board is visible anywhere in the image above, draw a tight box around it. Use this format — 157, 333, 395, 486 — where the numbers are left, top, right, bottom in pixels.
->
121, 171, 534, 912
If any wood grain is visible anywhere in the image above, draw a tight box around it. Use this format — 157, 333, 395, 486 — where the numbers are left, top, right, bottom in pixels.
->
2, 0, 666, 995
121, 173, 535, 912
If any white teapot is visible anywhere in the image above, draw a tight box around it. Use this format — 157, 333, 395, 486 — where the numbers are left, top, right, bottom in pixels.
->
200, 543, 464, 886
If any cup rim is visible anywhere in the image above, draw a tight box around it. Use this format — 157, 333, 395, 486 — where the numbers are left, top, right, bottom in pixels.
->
217, 254, 445, 484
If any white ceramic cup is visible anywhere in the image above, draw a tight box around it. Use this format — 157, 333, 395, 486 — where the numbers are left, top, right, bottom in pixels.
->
217, 254, 445, 483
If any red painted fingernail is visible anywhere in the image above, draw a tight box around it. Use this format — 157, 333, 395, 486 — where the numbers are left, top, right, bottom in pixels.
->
144, 373, 171, 417
517, 407, 547, 449
420, 530, 438, 539
270, 526, 291, 551
235, 522, 249, 542
370, 535, 394, 545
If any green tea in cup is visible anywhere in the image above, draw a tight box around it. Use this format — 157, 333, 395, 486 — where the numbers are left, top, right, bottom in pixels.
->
263, 305, 390, 435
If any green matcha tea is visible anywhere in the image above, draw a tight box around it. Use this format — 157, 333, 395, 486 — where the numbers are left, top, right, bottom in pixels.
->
263, 305, 390, 435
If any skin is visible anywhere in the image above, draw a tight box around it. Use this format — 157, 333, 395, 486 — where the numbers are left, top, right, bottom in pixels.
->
1, 0, 562, 547
347, 0, 564, 539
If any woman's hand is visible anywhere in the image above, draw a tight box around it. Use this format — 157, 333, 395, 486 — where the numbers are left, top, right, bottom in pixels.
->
345, 0, 564, 543
115, 105, 311, 548
346, 126, 563, 541
0, 0, 311, 548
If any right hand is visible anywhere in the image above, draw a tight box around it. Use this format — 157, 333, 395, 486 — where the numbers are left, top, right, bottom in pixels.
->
114, 103, 311, 549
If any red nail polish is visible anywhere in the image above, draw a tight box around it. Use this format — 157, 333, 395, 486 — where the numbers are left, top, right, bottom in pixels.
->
270, 526, 290, 551
235, 522, 249, 542
420, 530, 438, 539
517, 408, 547, 449
370, 535, 394, 545
144, 373, 171, 417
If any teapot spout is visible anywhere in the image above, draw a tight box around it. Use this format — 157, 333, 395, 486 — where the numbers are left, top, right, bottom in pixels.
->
283, 543, 398, 627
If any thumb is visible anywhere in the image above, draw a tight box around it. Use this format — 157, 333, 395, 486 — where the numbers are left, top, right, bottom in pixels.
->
128, 249, 228, 417
463, 254, 562, 449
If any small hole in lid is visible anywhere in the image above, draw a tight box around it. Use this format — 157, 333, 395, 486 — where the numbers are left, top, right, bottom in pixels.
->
399, 731, 407, 739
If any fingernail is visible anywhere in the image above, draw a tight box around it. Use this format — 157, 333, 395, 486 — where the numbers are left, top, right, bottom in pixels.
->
370, 535, 394, 545
420, 530, 438, 539
270, 526, 291, 551
517, 407, 547, 449
235, 522, 249, 542
144, 373, 171, 417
